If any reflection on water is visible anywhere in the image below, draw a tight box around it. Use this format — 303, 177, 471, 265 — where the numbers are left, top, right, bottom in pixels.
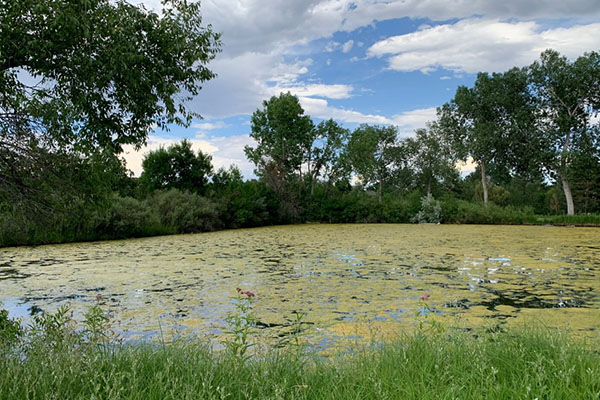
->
1, 224, 599, 346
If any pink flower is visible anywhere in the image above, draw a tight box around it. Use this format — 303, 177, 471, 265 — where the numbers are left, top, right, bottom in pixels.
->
420, 294, 430, 301
236, 288, 255, 297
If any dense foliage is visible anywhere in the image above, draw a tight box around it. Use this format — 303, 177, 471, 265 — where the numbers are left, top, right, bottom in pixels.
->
0, 0, 221, 245
0, 0, 598, 246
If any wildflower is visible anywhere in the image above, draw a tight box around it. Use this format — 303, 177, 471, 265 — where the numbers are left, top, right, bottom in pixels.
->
236, 288, 255, 297
420, 294, 430, 301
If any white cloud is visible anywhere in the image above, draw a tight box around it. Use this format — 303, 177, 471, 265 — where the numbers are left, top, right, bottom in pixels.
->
172, 1, 600, 119
342, 40, 354, 53
325, 41, 341, 52
368, 19, 600, 73
274, 84, 353, 99
192, 121, 229, 130
299, 97, 436, 132
300, 97, 392, 124
391, 107, 437, 135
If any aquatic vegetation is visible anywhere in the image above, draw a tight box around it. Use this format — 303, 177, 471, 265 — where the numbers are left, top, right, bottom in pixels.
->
1, 224, 599, 347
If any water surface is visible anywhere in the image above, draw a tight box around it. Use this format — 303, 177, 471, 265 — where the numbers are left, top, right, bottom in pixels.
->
1, 224, 598, 346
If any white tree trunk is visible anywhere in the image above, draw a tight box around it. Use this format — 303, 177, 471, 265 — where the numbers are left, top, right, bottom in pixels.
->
480, 160, 489, 205
560, 172, 575, 215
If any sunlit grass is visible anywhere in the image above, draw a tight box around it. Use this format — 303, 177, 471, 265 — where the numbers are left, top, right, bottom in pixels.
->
2, 319, 599, 399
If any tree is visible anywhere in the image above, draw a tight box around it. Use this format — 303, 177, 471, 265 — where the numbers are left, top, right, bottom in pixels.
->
245, 92, 314, 180
244, 92, 314, 220
0, 0, 220, 214
404, 124, 458, 196
439, 68, 535, 205
529, 50, 600, 215
347, 125, 400, 202
140, 140, 213, 194
306, 119, 350, 194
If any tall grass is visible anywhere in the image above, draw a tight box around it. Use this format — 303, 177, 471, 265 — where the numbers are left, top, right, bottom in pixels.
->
1, 306, 599, 399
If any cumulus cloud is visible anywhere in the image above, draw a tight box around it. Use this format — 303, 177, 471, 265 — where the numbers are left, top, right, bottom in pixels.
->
391, 107, 437, 135
299, 97, 436, 133
300, 97, 392, 124
128, 0, 600, 123
192, 121, 229, 131
342, 40, 354, 53
368, 19, 600, 73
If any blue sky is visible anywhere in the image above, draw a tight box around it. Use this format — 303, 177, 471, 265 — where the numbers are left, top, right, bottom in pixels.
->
123, 0, 600, 177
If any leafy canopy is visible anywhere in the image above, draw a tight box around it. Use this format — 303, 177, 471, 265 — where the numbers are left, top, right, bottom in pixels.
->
141, 139, 213, 194
0, 0, 221, 153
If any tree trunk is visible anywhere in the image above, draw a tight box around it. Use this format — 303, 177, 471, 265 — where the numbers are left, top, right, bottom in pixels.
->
559, 131, 574, 215
480, 159, 488, 206
559, 171, 575, 215
378, 178, 382, 203
426, 171, 432, 197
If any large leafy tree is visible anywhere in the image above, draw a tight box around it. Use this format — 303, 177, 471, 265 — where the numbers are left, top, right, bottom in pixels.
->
529, 50, 600, 215
244, 93, 314, 220
404, 124, 458, 197
439, 68, 535, 205
245, 92, 314, 181
306, 119, 350, 193
0, 0, 220, 213
347, 124, 400, 202
140, 140, 213, 194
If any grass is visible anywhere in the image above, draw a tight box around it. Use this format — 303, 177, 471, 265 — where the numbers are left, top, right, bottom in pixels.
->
1, 305, 599, 399
527, 213, 600, 226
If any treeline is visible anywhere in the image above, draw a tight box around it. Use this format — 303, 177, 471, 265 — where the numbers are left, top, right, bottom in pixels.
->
1, 49, 600, 246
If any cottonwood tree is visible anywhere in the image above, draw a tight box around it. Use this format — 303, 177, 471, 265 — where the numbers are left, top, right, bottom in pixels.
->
0, 0, 220, 214
305, 119, 350, 194
244, 92, 314, 219
403, 124, 458, 197
439, 68, 534, 205
529, 50, 600, 215
347, 124, 401, 202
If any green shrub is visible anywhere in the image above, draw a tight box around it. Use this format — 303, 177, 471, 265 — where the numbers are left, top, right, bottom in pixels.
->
412, 193, 442, 223
152, 189, 221, 233
95, 195, 164, 238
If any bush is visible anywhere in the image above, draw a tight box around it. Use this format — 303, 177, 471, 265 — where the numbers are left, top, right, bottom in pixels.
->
441, 199, 535, 224
412, 193, 442, 223
95, 196, 164, 238
152, 189, 221, 233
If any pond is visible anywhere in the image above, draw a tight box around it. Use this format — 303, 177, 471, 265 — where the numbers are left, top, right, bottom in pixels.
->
1, 224, 599, 347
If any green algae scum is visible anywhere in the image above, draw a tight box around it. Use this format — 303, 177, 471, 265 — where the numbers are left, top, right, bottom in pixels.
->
1, 224, 599, 347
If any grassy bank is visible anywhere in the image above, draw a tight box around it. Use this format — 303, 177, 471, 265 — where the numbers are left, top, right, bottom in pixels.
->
1, 307, 599, 399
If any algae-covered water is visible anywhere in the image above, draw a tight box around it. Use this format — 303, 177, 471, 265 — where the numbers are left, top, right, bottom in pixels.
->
1, 224, 599, 346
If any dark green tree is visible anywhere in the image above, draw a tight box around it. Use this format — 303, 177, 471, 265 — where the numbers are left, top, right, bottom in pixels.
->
347, 125, 400, 202
529, 50, 600, 215
0, 0, 220, 218
245, 92, 314, 181
439, 67, 535, 205
306, 119, 350, 194
244, 92, 314, 220
140, 140, 213, 194
403, 124, 458, 197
